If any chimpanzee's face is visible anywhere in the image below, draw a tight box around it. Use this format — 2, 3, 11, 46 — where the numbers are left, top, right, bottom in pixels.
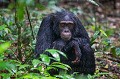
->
59, 15, 74, 41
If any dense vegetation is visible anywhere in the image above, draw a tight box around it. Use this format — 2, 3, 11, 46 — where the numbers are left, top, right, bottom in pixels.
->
0, 0, 120, 79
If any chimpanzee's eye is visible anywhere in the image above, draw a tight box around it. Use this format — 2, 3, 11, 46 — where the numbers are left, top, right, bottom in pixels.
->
67, 23, 74, 29
60, 23, 65, 27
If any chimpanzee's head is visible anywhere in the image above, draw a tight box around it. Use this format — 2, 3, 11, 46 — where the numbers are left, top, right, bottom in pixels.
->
52, 11, 76, 41
52, 10, 89, 42
59, 15, 74, 41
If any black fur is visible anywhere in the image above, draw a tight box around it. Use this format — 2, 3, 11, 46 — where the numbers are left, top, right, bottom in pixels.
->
35, 10, 95, 75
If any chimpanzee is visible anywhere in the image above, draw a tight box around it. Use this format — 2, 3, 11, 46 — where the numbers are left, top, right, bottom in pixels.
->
35, 10, 95, 75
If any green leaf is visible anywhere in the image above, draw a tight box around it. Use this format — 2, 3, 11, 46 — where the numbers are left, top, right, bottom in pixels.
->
0, 73, 11, 79
100, 29, 108, 37
41, 77, 57, 79
32, 59, 41, 67
56, 74, 75, 79
105, 29, 114, 36
40, 54, 50, 65
0, 61, 17, 74
46, 66, 56, 71
0, 40, 5, 43
90, 31, 100, 45
102, 38, 111, 45
87, 0, 99, 6
45, 49, 67, 62
19, 64, 29, 70
49, 62, 71, 70
57, 50, 67, 58
4, 28, 11, 33
0, 42, 11, 54
22, 73, 40, 79
36, 3, 46, 10
45, 49, 60, 61
0, 24, 7, 30
50, 64, 68, 70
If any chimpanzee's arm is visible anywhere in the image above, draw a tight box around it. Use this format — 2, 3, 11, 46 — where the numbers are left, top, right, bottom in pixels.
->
77, 38, 95, 74
51, 39, 66, 51
71, 41, 81, 64
63, 39, 82, 64
34, 15, 54, 58
71, 38, 95, 73
64, 37, 94, 65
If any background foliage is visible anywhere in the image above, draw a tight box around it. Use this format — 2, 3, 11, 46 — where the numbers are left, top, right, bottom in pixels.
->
0, 0, 120, 79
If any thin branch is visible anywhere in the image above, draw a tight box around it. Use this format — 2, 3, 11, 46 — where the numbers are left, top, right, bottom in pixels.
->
25, 6, 35, 40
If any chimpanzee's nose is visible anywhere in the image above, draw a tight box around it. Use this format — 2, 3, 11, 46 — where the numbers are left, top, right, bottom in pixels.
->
64, 30, 69, 32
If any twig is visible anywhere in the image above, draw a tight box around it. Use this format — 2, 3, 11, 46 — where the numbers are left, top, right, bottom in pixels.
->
25, 6, 35, 40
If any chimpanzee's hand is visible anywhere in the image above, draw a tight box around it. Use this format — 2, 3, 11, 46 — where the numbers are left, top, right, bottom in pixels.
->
65, 38, 82, 64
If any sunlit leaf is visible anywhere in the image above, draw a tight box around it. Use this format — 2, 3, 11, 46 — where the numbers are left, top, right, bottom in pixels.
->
45, 49, 67, 62
87, 0, 99, 6
57, 50, 67, 58
32, 59, 41, 67
0, 24, 7, 30
49, 62, 71, 70
100, 29, 108, 37
40, 54, 50, 65
0, 42, 11, 54
4, 28, 11, 33
45, 49, 60, 61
